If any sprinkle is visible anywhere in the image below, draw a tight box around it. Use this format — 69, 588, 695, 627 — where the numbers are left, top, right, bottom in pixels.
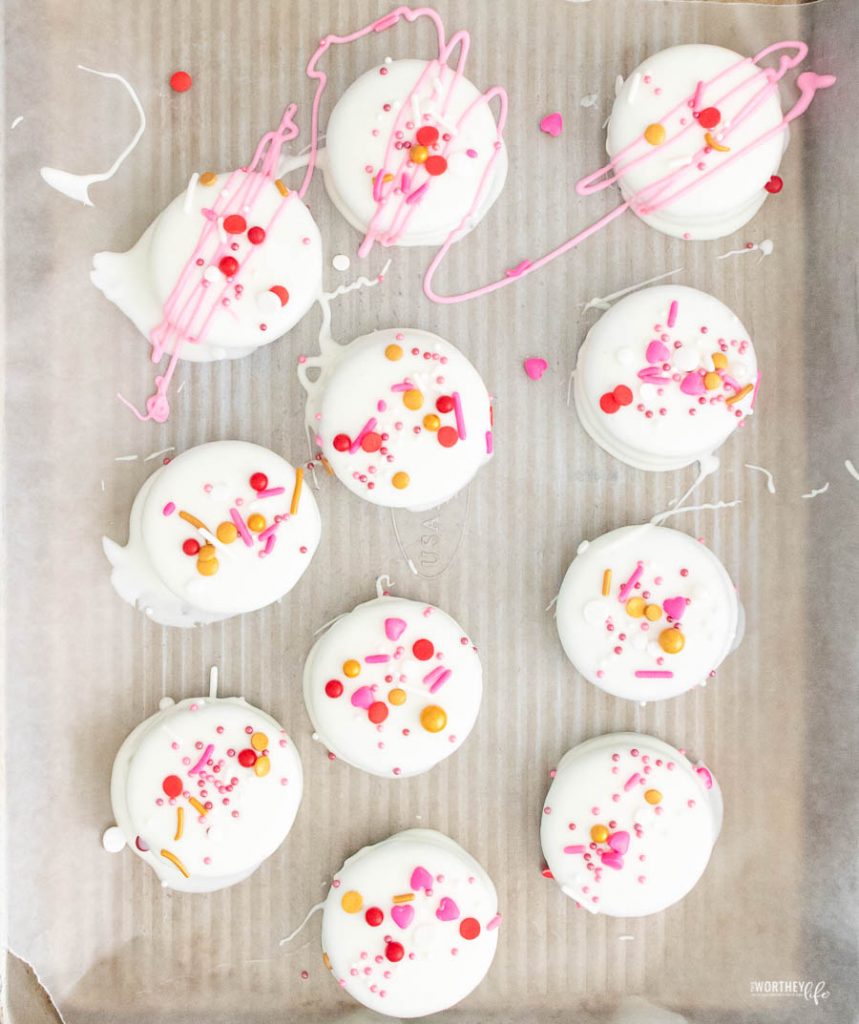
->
385, 618, 407, 641
162, 502, 175, 516
452, 392, 466, 440
564, 845, 586, 854
332, 254, 351, 272
365, 654, 391, 664
726, 384, 753, 406
423, 665, 448, 688
263, 535, 276, 556
624, 773, 643, 791
429, 669, 452, 694
169, 70, 192, 93
644, 123, 665, 146
618, 563, 643, 603
174, 807, 184, 840
634, 671, 674, 678
349, 418, 378, 454
189, 743, 214, 774
275, 179, 289, 197
160, 849, 189, 877
229, 508, 254, 546
114, 454, 138, 462
691, 80, 704, 112
256, 487, 285, 499
188, 797, 208, 816
485, 431, 493, 454
199, 171, 217, 186
179, 510, 210, 533
486, 914, 502, 931
392, 893, 415, 904
601, 570, 612, 597
704, 131, 730, 152
405, 181, 430, 205
390, 381, 414, 393
539, 112, 563, 137
506, 260, 532, 278
667, 300, 679, 328
290, 467, 304, 516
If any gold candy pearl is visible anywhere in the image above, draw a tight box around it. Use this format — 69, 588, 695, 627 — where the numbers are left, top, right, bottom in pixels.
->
198, 543, 217, 562
392, 472, 410, 490
216, 521, 238, 544
644, 789, 663, 805
590, 824, 609, 844
423, 414, 440, 432
251, 731, 269, 751
199, 171, 217, 186
711, 352, 728, 370
385, 344, 403, 361
341, 891, 363, 913
410, 145, 429, 164
659, 628, 685, 654
704, 371, 722, 391
253, 755, 270, 777
389, 688, 407, 706
403, 389, 424, 410
644, 123, 666, 146
420, 705, 447, 733
343, 659, 361, 678
197, 557, 219, 576
644, 604, 662, 622
248, 513, 266, 532
626, 596, 646, 618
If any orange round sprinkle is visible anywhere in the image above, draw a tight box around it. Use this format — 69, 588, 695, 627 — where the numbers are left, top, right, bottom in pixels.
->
645, 789, 663, 805
341, 890, 363, 913
253, 755, 271, 777
403, 389, 424, 410
251, 731, 269, 751
392, 472, 410, 489
420, 705, 447, 733
216, 521, 238, 544
644, 123, 666, 146
712, 352, 728, 370
625, 596, 646, 618
644, 604, 663, 622
590, 824, 609, 843
422, 414, 440, 432
704, 372, 721, 391
389, 688, 407, 706
410, 144, 429, 164
659, 628, 685, 654
197, 543, 217, 562
343, 659, 361, 678
199, 172, 217, 186
197, 557, 219, 576
248, 513, 266, 532
385, 344, 403, 361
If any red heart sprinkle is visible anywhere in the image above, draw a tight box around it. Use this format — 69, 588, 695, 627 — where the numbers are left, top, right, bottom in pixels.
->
764, 175, 783, 194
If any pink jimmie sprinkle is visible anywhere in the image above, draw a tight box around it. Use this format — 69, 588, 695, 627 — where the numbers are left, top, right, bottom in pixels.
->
256, 487, 285, 499
349, 417, 377, 454
667, 300, 679, 328
486, 914, 502, 931
162, 502, 175, 516
390, 381, 414, 393
505, 260, 532, 278
624, 773, 643, 792
423, 665, 448, 690
635, 670, 674, 679
365, 654, 391, 664
429, 669, 452, 694
452, 391, 466, 440
263, 534, 276, 556
405, 181, 430, 205
230, 508, 253, 546
189, 743, 214, 775
563, 845, 586, 855
691, 80, 704, 113
485, 430, 493, 454
618, 563, 643, 603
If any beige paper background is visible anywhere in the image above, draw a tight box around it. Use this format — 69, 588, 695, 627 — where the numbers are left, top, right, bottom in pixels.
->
3, 0, 857, 1021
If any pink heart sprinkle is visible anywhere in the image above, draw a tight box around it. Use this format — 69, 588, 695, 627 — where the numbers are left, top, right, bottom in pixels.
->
385, 617, 407, 641
350, 686, 374, 710
391, 904, 415, 929
410, 866, 433, 892
600, 851, 625, 870
608, 830, 630, 855
436, 897, 460, 922
646, 341, 670, 364
539, 112, 563, 137
680, 371, 706, 396
663, 596, 687, 621
523, 357, 548, 381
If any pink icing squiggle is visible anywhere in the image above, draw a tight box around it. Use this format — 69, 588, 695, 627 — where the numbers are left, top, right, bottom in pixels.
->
119, 105, 302, 422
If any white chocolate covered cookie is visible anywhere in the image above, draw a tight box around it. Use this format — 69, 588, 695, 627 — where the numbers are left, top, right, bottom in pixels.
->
605, 44, 787, 239
108, 695, 303, 893
322, 59, 507, 252
321, 829, 500, 1017
300, 328, 494, 510
541, 733, 722, 917
303, 595, 482, 778
104, 441, 320, 627
556, 525, 741, 702
574, 285, 758, 471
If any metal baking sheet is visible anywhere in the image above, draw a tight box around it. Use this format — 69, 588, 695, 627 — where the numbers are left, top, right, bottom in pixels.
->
3, 0, 857, 1021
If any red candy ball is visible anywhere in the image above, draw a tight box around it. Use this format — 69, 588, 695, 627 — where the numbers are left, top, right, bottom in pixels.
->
436, 395, 454, 413
224, 214, 247, 235
162, 775, 183, 798
361, 431, 382, 453
613, 385, 633, 407
365, 907, 384, 927
696, 107, 721, 130
169, 70, 192, 93
412, 638, 434, 661
385, 941, 405, 963
368, 701, 389, 724
333, 434, 351, 452
325, 680, 344, 699
247, 226, 266, 245
238, 749, 257, 767
416, 126, 440, 147
764, 175, 783, 194
424, 155, 447, 176
459, 917, 481, 940
250, 472, 269, 492
219, 256, 239, 277
182, 538, 200, 556
437, 426, 458, 448
599, 392, 620, 415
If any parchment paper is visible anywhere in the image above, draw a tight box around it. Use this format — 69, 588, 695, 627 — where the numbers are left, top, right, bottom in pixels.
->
3, 0, 857, 1022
